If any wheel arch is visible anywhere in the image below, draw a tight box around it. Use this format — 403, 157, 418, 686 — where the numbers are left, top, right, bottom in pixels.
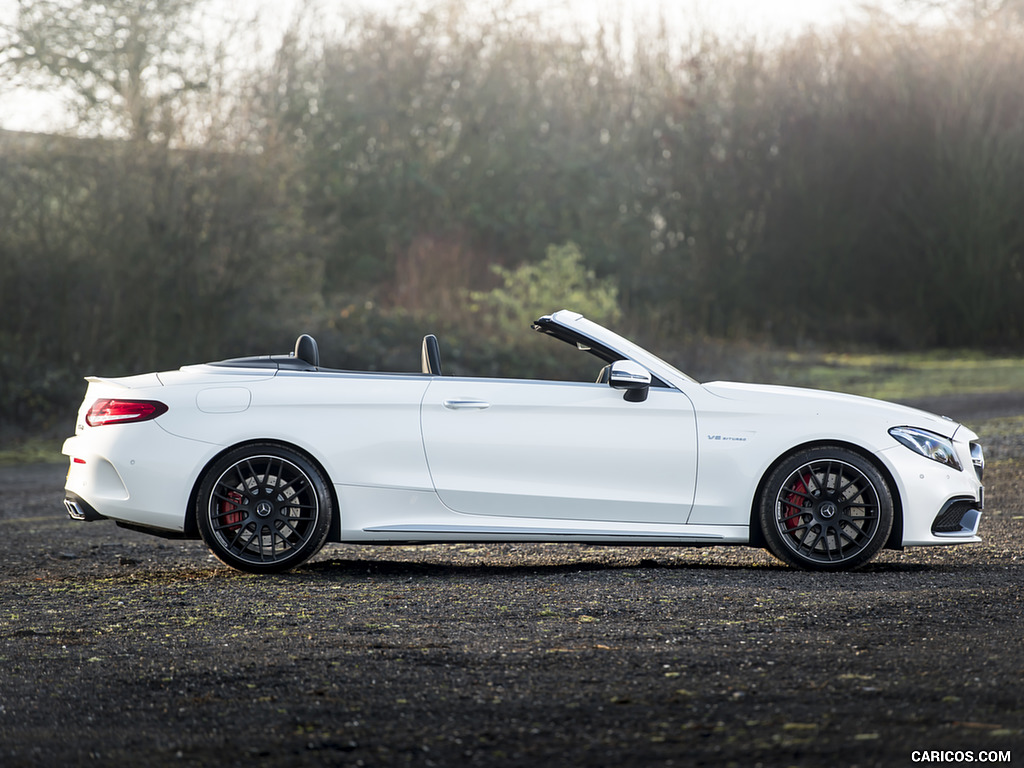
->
747, 439, 904, 550
185, 438, 341, 542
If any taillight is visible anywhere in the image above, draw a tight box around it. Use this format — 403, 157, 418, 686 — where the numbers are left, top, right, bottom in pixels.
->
85, 399, 168, 427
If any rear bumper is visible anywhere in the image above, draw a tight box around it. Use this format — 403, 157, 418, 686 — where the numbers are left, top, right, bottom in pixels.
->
62, 423, 216, 533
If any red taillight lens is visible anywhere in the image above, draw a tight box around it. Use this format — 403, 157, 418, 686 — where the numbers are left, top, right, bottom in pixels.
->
85, 399, 168, 427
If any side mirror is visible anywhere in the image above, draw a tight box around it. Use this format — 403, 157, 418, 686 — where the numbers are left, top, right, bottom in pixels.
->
608, 360, 651, 402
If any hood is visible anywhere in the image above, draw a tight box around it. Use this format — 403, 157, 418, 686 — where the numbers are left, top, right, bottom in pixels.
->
701, 380, 962, 438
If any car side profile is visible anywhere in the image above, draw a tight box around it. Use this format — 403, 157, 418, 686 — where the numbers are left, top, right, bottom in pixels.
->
63, 310, 985, 573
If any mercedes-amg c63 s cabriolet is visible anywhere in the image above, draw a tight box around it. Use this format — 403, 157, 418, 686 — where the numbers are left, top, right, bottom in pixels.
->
63, 310, 984, 573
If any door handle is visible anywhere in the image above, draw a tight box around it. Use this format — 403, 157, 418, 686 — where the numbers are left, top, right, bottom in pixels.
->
442, 399, 490, 410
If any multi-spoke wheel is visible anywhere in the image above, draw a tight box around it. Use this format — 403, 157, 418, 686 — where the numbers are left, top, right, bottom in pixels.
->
759, 446, 894, 571
195, 444, 333, 573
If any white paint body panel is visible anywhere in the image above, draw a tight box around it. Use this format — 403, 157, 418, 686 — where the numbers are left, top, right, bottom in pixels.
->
63, 310, 984, 561
421, 378, 697, 523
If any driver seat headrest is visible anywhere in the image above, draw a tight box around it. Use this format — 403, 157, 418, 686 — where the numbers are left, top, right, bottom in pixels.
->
421, 334, 442, 375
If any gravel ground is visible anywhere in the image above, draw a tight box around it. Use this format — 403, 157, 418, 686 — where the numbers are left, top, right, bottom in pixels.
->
1, 401, 1023, 767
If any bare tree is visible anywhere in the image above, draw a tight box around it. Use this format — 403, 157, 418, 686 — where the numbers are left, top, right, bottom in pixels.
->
0, 0, 218, 143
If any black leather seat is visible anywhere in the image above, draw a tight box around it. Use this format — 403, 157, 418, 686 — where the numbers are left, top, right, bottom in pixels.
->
421, 334, 442, 375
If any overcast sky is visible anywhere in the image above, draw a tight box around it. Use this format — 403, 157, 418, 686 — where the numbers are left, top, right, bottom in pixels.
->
0, 0, 909, 134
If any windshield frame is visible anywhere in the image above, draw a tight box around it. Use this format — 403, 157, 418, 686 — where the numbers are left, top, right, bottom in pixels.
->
532, 310, 697, 388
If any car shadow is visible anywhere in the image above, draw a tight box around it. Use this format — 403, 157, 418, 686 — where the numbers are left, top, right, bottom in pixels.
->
289, 555, 948, 580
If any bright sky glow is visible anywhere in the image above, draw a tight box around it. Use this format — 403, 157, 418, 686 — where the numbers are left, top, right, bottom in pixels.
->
0, 0, 909, 134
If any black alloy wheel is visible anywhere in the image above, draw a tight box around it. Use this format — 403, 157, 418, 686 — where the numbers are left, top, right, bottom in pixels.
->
196, 443, 332, 573
759, 446, 894, 571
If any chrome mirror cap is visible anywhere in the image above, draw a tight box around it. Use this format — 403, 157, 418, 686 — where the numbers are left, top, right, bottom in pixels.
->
609, 360, 651, 402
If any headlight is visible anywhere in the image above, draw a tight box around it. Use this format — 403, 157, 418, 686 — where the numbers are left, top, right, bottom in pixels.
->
889, 426, 962, 470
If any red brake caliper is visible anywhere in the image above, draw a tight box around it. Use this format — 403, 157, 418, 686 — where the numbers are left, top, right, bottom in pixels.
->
785, 476, 813, 530
220, 491, 245, 531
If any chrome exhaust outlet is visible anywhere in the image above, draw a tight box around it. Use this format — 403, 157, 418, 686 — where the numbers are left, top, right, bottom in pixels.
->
64, 498, 86, 520
64, 495, 104, 521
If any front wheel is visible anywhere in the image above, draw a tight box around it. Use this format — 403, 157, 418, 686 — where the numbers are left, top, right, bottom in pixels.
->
195, 444, 333, 573
758, 446, 894, 571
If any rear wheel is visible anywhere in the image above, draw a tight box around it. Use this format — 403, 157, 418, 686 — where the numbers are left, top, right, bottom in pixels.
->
196, 444, 332, 573
759, 446, 893, 571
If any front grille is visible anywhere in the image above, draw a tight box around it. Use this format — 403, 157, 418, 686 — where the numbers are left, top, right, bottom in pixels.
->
932, 500, 976, 534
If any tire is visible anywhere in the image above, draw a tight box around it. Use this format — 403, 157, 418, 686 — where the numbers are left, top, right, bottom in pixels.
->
758, 446, 893, 571
195, 443, 333, 573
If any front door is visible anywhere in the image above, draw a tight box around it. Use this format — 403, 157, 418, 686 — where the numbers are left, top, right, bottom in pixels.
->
420, 378, 697, 524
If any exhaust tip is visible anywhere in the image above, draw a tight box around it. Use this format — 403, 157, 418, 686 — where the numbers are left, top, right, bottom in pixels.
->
63, 496, 104, 522
64, 499, 86, 520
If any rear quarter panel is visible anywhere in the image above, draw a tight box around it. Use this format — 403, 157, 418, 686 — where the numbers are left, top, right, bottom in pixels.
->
155, 371, 434, 492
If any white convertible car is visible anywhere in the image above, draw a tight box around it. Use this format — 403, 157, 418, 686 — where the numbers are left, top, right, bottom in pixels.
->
63, 310, 984, 573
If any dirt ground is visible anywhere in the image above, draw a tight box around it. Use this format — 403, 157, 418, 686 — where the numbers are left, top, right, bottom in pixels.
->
2, 397, 1023, 767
